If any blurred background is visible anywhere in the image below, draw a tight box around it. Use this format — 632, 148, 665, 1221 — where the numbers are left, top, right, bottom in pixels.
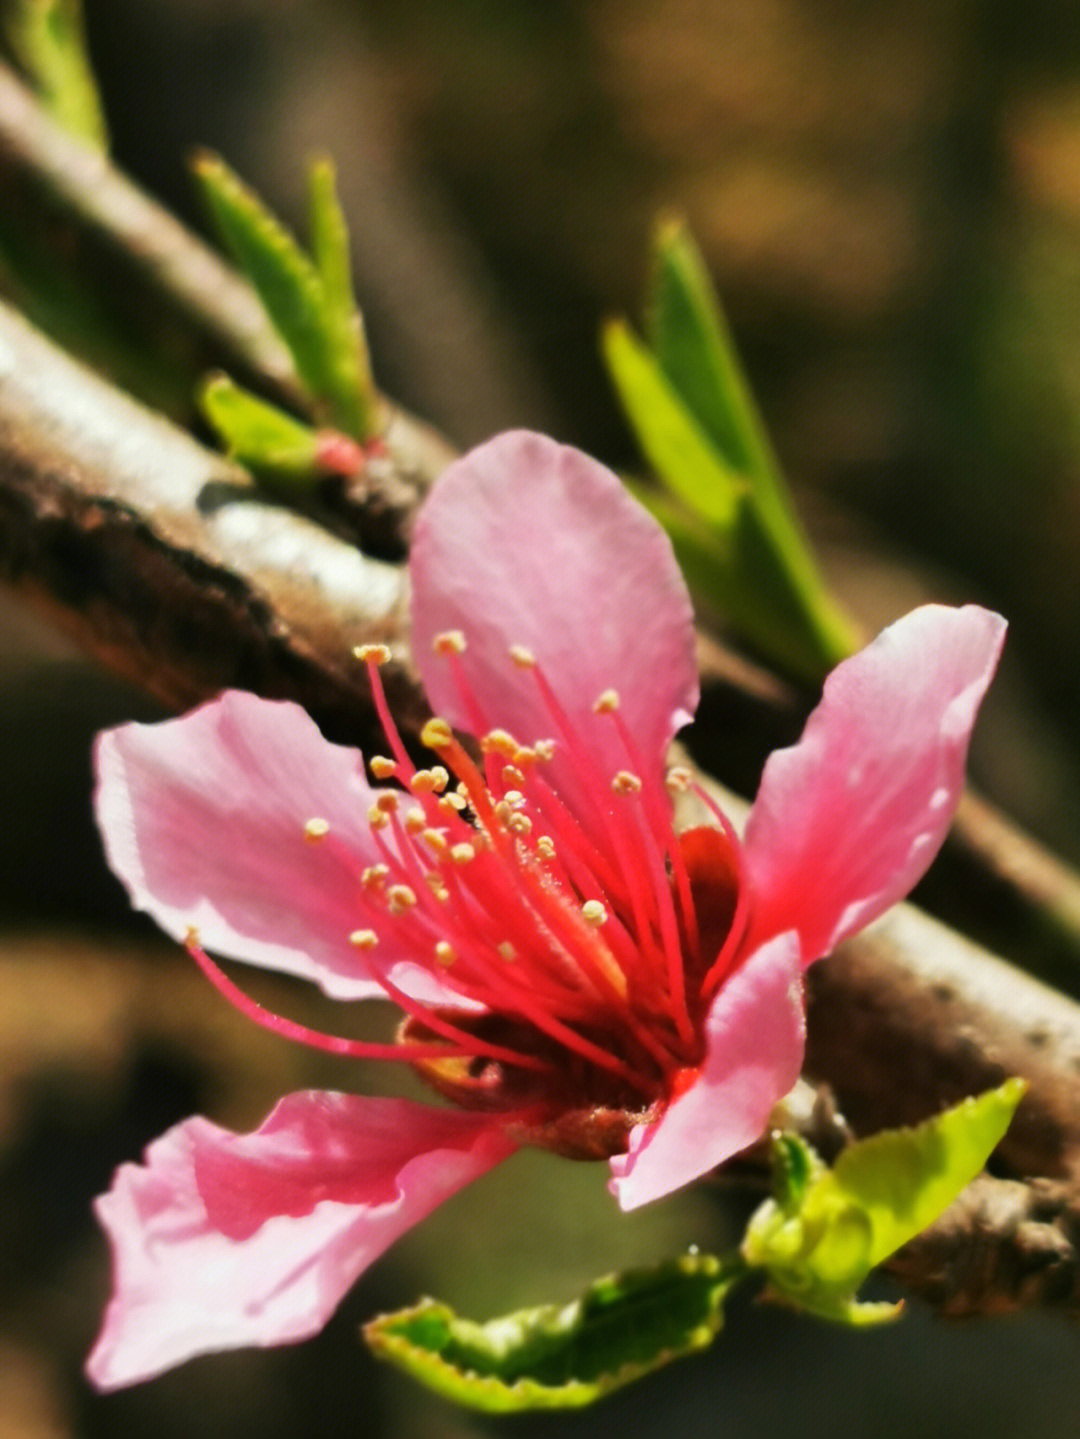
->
1, 0, 1079, 1434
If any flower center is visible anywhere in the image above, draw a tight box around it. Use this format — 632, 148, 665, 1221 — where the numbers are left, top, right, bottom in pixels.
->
340, 638, 749, 1124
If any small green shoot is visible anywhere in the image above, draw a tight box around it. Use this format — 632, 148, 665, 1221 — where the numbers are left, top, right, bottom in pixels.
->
5, 0, 108, 147
192, 152, 376, 442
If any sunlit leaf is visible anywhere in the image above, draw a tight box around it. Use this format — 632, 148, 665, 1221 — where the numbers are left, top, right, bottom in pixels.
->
6, 0, 108, 147
192, 153, 374, 438
364, 1252, 739, 1413
743, 1080, 1026, 1325
602, 319, 747, 530
647, 217, 776, 490
198, 374, 320, 481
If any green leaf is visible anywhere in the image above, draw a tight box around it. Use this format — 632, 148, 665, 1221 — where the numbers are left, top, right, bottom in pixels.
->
364, 1252, 740, 1413
602, 319, 748, 531
6, 0, 108, 148
647, 217, 778, 493
743, 1080, 1026, 1325
197, 374, 321, 481
813, 1077, 1027, 1270
192, 153, 375, 438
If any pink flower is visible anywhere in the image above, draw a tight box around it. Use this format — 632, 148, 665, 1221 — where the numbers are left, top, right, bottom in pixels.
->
86, 431, 1005, 1389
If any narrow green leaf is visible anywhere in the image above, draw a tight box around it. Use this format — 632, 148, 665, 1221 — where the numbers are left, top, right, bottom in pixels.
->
602, 319, 748, 530
364, 1252, 740, 1413
307, 156, 375, 431
192, 153, 373, 438
647, 217, 778, 491
6, 0, 108, 147
198, 374, 320, 481
743, 1080, 1026, 1325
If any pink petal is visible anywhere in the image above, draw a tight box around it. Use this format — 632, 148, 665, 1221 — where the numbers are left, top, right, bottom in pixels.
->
609, 933, 805, 1211
86, 1092, 516, 1389
742, 605, 1006, 964
410, 432, 698, 802
95, 691, 457, 1004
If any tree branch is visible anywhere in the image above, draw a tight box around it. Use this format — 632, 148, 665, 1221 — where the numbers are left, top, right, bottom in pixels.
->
2, 295, 1080, 1317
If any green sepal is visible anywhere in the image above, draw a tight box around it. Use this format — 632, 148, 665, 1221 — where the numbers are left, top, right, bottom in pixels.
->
364, 1252, 741, 1413
197, 374, 321, 483
6, 0, 108, 148
743, 1080, 1026, 1325
191, 152, 375, 439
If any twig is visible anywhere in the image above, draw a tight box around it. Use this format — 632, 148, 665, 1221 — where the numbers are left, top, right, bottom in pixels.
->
2, 298, 1080, 1316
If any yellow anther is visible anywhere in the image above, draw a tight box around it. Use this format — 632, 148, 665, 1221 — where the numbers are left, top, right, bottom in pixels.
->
374, 791, 399, 814
665, 766, 693, 794
354, 643, 391, 665
425, 874, 450, 902
508, 812, 533, 836
404, 808, 427, 834
481, 728, 519, 757
433, 630, 466, 655
536, 835, 556, 860
494, 799, 512, 826
450, 842, 476, 865
612, 770, 643, 795
512, 747, 538, 769
502, 764, 526, 787
581, 899, 608, 928
387, 884, 417, 914
509, 644, 536, 668
593, 688, 621, 714
349, 928, 379, 950
303, 817, 330, 841
184, 925, 201, 948
497, 941, 517, 961
421, 828, 449, 855
421, 717, 454, 749
502, 790, 525, 809
435, 940, 457, 966
370, 755, 397, 779
438, 793, 467, 814
367, 805, 389, 830
410, 766, 450, 795
361, 863, 389, 891
534, 739, 556, 761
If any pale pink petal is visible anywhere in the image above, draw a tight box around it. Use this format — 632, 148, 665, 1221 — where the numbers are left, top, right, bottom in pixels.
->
410, 432, 698, 802
609, 933, 805, 1211
95, 691, 459, 1004
742, 605, 1006, 964
86, 1093, 517, 1389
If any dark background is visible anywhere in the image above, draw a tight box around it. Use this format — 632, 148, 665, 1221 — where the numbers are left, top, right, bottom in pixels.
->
1, 2, 1078, 1434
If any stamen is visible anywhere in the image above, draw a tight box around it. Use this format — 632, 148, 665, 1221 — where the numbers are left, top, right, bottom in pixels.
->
404, 808, 427, 835
422, 717, 454, 749
349, 929, 379, 949
386, 884, 417, 914
361, 864, 389, 892
536, 835, 556, 859
370, 756, 397, 779
450, 842, 476, 865
303, 817, 330, 842
498, 941, 517, 960
481, 729, 520, 757
509, 645, 536, 668
185, 931, 471, 1064
434, 940, 457, 966
581, 899, 608, 928
353, 643, 391, 665
410, 767, 450, 795
433, 630, 466, 655
593, 688, 620, 713
612, 771, 642, 794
